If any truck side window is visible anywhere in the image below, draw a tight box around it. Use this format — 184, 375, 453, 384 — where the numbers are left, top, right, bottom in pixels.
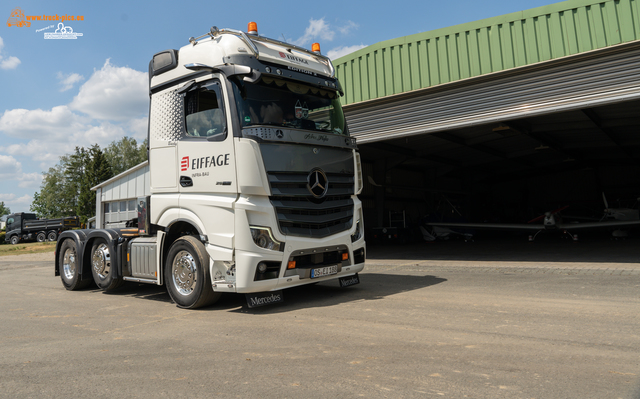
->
185, 81, 226, 141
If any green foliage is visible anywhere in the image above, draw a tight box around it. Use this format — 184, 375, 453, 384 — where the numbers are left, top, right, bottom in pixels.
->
30, 162, 72, 218
32, 144, 116, 222
104, 137, 148, 176
77, 145, 112, 225
31, 136, 147, 223
0, 201, 9, 218
0, 231, 5, 244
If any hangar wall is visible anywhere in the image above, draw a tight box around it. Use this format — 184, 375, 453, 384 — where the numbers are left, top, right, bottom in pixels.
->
334, 0, 640, 106
92, 161, 149, 229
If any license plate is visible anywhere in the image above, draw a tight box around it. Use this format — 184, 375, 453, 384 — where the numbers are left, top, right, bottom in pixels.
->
310, 265, 338, 278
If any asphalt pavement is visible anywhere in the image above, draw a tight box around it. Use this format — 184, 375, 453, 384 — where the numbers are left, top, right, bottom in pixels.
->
0, 239, 639, 399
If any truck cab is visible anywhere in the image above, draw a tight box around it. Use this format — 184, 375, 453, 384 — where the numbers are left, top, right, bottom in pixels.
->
55, 23, 365, 309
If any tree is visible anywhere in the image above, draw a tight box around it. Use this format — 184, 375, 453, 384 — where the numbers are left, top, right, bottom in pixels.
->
0, 201, 10, 218
104, 137, 148, 176
31, 146, 114, 220
77, 145, 112, 224
31, 163, 69, 218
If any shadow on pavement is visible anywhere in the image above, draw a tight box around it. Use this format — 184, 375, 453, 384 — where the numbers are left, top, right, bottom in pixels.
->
85, 273, 446, 312
225, 273, 446, 314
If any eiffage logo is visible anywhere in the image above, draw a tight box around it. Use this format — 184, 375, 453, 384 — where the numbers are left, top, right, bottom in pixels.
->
180, 156, 189, 171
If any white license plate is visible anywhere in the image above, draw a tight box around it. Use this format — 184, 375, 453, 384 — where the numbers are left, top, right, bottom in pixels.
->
310, 265, 338, 278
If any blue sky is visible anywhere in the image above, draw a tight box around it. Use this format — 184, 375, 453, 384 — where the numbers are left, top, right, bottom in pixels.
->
0, 0, 557, 214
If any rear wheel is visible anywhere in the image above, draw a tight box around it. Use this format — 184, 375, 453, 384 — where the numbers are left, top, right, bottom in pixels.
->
47, 231, 57, 241
36, 232, 46, 242
59, 239, 92, 290
165, 236, 220, 309
90, 239, 123, 291
10, 236, 19, 245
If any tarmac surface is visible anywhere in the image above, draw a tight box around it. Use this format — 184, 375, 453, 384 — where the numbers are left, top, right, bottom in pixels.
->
1, 237, 639, 398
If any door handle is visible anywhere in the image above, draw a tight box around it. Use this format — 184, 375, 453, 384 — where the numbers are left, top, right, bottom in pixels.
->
179, 176, 193, 187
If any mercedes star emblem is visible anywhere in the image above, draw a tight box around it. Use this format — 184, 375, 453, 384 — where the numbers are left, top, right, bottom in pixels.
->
307, 168, 329, 198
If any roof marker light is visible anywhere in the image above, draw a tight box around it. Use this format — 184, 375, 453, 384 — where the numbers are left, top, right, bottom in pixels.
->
248, 21, 258, 35
312, 42, 321, 54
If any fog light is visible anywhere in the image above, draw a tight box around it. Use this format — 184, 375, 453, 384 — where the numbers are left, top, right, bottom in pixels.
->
257, 262, 268, 273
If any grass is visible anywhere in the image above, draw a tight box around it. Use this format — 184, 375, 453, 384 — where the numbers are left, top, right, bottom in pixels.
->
0, 241, 56, 256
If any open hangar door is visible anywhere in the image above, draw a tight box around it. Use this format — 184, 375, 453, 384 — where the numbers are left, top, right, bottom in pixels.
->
356, 98, 640, 245
342, 41, 640, 247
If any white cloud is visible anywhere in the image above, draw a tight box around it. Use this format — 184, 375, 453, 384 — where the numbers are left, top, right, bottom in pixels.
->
0, 155, 21, 179
0, 193, 32, 209
18, 172, 42, 189
0, 36, 21, 70
337, 21, 359, 35
327, 44, 368, 60
57, 72, 84, 92
0, 56, 21, 70
294, 18, 335, 46
70, 59, 148, 121
126, 117, 149, 140
0, 106, 89, 139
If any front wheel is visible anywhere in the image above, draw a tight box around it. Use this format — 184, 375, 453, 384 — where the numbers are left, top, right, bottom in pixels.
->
58, 239, 92, 290
165, 236, 220, 309
10, 235, 19, 245
90, 239, 123, 291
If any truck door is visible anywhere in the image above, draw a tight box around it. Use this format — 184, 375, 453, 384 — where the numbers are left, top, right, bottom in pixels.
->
177, 79, 237, 195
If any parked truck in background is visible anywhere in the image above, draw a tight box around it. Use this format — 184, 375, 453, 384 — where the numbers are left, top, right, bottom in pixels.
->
5, 212, 80, 245
55, 22, 366, 309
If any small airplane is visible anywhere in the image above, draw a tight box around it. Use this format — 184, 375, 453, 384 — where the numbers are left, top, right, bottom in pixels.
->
425, 199, 640, 241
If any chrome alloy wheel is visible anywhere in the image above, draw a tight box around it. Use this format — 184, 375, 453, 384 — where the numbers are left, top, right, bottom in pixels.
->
172, 250, 198, 296
92, 243, 111, 278
62, 247, 76, 280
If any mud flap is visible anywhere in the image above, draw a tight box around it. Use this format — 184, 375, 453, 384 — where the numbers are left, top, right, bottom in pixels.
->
339, 274, 360, 287
246, 290, 284, 308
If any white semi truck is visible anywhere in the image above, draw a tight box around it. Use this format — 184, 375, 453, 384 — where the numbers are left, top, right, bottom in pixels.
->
55, 23, 366, 309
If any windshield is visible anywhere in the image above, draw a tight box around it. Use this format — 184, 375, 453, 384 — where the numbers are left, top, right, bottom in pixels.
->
231, 76, 348, 136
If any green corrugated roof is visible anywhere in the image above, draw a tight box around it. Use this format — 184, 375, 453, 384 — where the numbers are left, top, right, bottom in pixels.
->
335, 0, 640, 105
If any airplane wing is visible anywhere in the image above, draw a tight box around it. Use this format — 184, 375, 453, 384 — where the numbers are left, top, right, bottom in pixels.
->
556, 219, 640, 230
425, 222, 545, 231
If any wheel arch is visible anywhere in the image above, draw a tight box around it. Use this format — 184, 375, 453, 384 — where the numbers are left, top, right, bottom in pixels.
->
55, 230, 88, 277
161, 219, 207, 281
83, 229, 124, 281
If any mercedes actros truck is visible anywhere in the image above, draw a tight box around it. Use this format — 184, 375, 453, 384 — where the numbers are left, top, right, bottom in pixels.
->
55, 22, 366, 309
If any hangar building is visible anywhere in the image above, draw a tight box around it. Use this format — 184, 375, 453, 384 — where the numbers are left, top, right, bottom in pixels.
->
334, 0, 640, 238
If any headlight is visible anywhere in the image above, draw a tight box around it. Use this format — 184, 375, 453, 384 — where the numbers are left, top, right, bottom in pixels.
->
351, 219, 362, 243
250, 226, 284, 251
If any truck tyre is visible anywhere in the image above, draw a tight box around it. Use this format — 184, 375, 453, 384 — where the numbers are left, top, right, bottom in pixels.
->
165, 236, 220, 309
10, 235, 19, 245
90, 239, 123, 291
47, 231, 57, 241
37, 232, 46, 242
59, 239, 92, 290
